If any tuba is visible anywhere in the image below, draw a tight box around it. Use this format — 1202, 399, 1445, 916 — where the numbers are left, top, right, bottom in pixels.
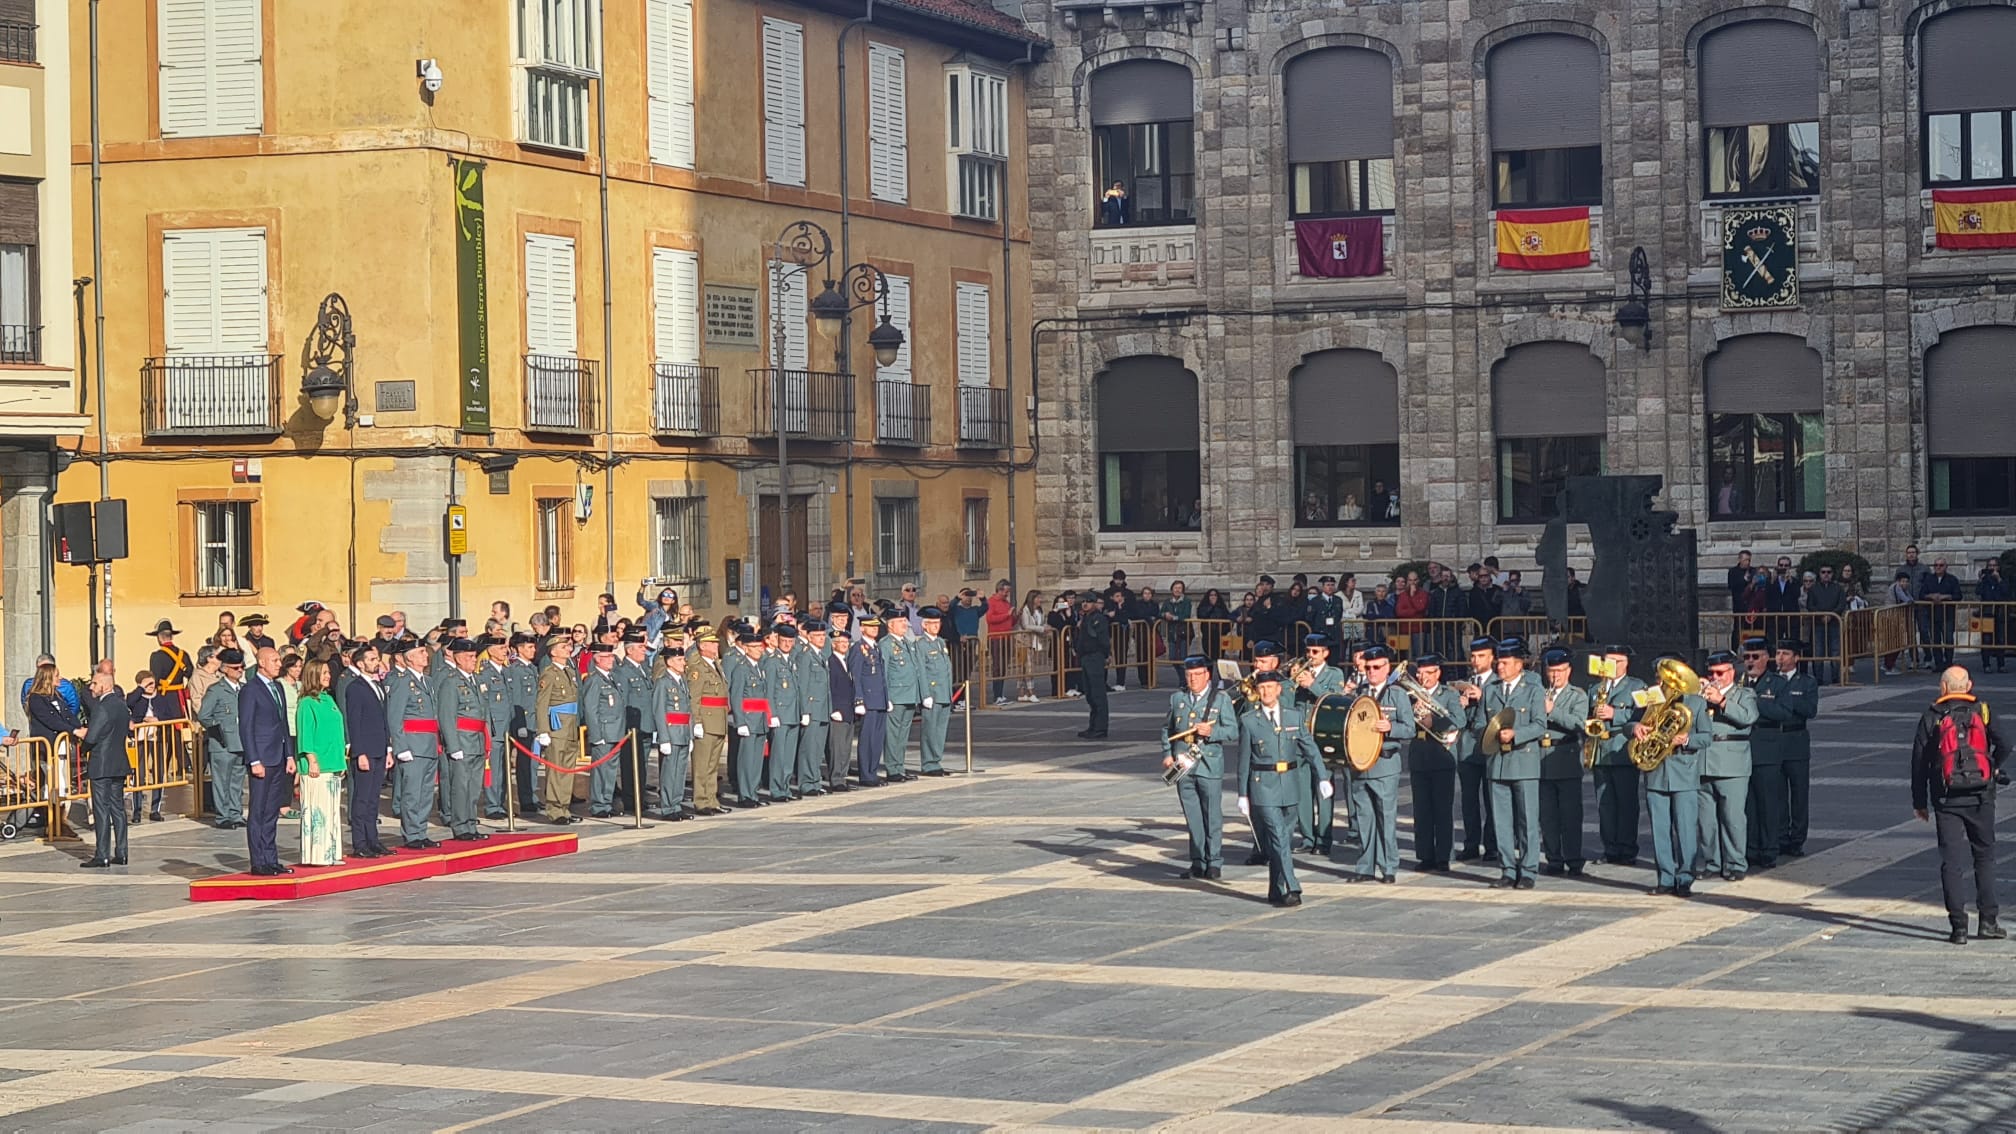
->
1626, 657, 1700, 773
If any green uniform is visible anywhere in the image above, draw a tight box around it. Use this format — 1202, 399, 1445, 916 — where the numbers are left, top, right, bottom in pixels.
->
533, 663, 580, 821
433, 665, 487, 839
197, 678, 246, 825
766, 648, 807, 798
1752, 666, 1817, 863
1589, 674, 1647, 863
723, 649, 751, 799
650, 668, 694, 815
384, 666, 439, 844
1695, 681, 1759, 877
1165, 684, 1238, 874
580, 665, 627, 817
477, 660, 515, 816
882, 633, 923, 778
1647, 692, 1711, 890
1351, 678, 1415, 879
612, 657, 654, 813
729, 652, 773, 801
1237, 700, 1324, 903
1538, 682, 1590, 872
796, 641, 832, 792
1482, 673, 1547, 882
1292, 664, 1348, 850
917, 634, 954, 773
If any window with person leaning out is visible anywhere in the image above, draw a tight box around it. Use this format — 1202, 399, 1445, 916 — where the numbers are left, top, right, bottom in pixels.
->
1296, 445, 1400, 526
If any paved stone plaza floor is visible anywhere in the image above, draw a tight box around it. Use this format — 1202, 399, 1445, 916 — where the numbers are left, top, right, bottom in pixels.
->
1, 670, 2013, 1132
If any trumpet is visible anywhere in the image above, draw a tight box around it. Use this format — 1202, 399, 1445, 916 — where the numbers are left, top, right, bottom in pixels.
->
1394, 665, 1464, 747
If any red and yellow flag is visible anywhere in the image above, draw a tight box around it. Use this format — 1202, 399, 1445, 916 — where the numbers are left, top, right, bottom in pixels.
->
1933, 187, 2016, 250
1495, 207, 1592, 271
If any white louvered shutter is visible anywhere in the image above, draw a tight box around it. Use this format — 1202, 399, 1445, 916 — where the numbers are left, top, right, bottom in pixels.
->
762, 19, 806, 186
646, 0, 696, 168
162, 228, 267, 353
867, 44, 908, 203
768, 261, 808, 369
652, 248, 701, 365
157, 0, 212, 136
955, 282, 990, 386
159, 0, 262, 136
524, 233, 578, 356
210, 0, 263, 133
876, 274, 911, 381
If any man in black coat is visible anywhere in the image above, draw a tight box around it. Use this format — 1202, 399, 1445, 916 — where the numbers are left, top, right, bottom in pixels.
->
80, 671, 133, 868
1076, 596, 1112, 739
342, 643, 394, 857
824, 628, 857, 792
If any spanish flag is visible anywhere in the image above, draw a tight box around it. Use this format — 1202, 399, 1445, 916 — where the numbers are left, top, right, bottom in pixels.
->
1933, 187, 2016, 250
1496, 207, 1593, 271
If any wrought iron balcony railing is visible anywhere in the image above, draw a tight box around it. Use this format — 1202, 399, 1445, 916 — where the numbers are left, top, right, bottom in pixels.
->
141, 354, 284, 438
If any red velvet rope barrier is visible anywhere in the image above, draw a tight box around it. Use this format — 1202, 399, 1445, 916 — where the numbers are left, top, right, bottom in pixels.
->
511, 734, 631, 775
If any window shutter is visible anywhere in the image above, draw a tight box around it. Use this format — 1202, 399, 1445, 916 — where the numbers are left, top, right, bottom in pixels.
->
162, 228, 266, 353
1703, 334, 1822, 415
1699, 20, 1819, 129
877, 274, 911, 381
955, 282, 989, 387
209, 0, 264, 134
1927, 327, 2016, 458
1487, 34, 1601, 152
549, 236, 578, 355
525, 233, 577, 356
868, 43, 908, 203
1285, 48, 1394, 164
156, 0, 212, 136
762, 19, 806, 186
1089, 60, 1192, 126
1097, 356, 1199, 452
646, 0, 696, 167
1491, 341, 1606, 439
212, 229, 268, 351
1289, 350, 1399, 446
524, 236, 552, 355
652, 248, 701, 365
1922, 7, 2016, 114
769, 261, 808, 368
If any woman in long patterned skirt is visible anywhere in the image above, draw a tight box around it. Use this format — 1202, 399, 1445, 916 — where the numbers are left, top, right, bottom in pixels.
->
293, 659, 348, 866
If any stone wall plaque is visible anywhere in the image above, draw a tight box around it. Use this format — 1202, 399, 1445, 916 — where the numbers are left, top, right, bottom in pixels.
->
375, 380, 417, 413
704, 284, 760, 349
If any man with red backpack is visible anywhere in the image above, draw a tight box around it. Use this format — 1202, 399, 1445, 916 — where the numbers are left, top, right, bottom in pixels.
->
1913, 666, 2011, 944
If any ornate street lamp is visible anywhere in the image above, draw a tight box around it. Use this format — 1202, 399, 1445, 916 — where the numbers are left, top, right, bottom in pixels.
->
301, 292, 358, 426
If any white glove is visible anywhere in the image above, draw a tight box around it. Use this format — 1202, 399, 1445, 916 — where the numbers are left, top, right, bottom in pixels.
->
396, 750, 414, 763
536, 733, 551, 747
924, 697, 935, 709
1318, 781, 1334, 800
798, 714, 809, 726
854, 702, 866, 716
738, 725, 751, 737
886, 700, 895, 712
659, 741, 672, 755
448, 750, 465, 761
692, 723, 704, 738
831, 711, 844, 722
1237, 797, 1250, 818
768, 716, 779, 728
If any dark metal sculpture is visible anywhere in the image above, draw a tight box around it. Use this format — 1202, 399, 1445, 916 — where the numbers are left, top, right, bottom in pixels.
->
1539, 475, 1698, 662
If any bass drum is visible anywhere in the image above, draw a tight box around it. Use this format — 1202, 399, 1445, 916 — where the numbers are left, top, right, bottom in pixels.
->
1306, 693, 1372, 773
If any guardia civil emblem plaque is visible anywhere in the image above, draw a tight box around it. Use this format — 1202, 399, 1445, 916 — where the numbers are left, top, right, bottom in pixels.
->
1720, 206, 1798, 311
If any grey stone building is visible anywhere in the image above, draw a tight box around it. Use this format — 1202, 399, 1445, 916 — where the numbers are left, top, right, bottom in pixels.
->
1023, 0, 2016, 595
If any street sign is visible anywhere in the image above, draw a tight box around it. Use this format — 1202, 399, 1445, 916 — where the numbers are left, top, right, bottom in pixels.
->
446, 504, 468, 557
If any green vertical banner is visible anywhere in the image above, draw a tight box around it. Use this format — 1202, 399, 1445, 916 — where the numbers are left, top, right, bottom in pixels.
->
453, 159, 492, 434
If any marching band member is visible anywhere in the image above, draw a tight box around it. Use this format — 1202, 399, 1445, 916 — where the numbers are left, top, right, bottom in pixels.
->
1405, 654, 1464, 872
1237, 671, 1323, 908
1348, 644, 1413, 883
1769, 638, 1821, 860
1589, 645, 1646, 866
1482, 638, 1545, 889
1456, 636, 1499, 862
1536, 647, 1589, 876
1164, 656, 1237, 880
1292, 633, 1347, 853
1240, 640, 1287, 866
1639, 655, 1711, 897
1695, 650, 1759, 882
1740, 638, 1779, 867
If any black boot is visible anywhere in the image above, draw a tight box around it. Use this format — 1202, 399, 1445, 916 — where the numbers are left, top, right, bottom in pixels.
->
1950, 924, 1971, 945
1981, 918, 2007, 940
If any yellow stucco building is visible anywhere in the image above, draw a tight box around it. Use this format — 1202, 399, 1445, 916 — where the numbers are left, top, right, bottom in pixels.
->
57, 0, 1039, 656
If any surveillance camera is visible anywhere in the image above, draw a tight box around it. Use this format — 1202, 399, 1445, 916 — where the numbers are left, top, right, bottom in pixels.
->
417, 58, 444, 94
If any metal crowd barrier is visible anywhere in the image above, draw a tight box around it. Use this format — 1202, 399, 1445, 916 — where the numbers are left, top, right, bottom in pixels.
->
1, 735, 62, 841
1486, 615, 1590, 647
1699, 611, 1849, 682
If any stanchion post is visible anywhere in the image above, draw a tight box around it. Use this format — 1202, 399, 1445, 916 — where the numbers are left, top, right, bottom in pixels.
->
504, 742, 517, 833
630, 737, 644, 830
963, 680, 973, 775
190, 723, 208, 821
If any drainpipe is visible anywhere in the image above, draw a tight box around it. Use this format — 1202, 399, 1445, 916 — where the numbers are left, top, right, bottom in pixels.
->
1003, 38, 1033, 596
89, 0, 112, 664
836, 0, 875, 581
596, 0, 616, 597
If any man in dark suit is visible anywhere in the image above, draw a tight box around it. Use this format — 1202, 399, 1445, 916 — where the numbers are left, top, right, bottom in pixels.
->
342, 643, 393, 857
824, 627, 856, 792
239, 646, 296, 875
80, 670, 133, 868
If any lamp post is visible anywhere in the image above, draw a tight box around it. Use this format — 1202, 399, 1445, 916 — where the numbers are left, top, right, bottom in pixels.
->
1614, 247, 1653, 351
301, 292, 358, 427
767, 220, 903, 601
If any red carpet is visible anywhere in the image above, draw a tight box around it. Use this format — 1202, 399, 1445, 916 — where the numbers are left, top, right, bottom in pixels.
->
187, 832, 579, 901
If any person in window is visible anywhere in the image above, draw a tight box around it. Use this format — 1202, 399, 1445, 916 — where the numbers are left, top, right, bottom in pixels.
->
1716, 467, 1741, 517
1302, 491, 1327, 523
1183, 499, 1201, 529
1101, 180, 1131, 226
1370, 480, 1400, 522
1337, 494, 1363, 522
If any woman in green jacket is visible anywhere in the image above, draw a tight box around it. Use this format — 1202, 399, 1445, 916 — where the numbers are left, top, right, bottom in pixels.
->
293, 659, 348, 866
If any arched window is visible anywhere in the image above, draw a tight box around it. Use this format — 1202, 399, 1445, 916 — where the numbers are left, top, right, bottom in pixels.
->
1928, 326, 2016, 514
1096, 356, 1201, 530
1700, 20, 1820, 199
1922, 7, 2016, 187
1492, 342, 1605, 521
1704, 334, 1824, 518
1288, 350, 1400, 525
1487, 34, 1602, 207
1089, 61, 1195, 227
1284, 48, 1395, 218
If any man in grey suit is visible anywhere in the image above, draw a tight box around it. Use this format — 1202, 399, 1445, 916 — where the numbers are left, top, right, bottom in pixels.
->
581, 643, 627, 819
384, 641, 440, 849
197, 649, 248, 830
1695, 650, 1759, 882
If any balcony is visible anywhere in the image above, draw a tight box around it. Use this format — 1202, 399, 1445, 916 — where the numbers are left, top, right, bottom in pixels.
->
1089, 224, 1198, 291
651, 363, 719, 438
0, 20, 33, 64
748, 368, 853, 442
524, 353, 601, 436
141, 355, 283, 439
0, 324, 39, 364
956, 385, 1009, 449
874, 380, 930, 447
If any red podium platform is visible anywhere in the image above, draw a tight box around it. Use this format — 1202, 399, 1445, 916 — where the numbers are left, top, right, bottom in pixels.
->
188, 831, 578, 902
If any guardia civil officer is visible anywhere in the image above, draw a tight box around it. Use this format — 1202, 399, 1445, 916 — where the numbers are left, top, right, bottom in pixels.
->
384, 641, 441, 849
728, 631, 774, 805
687, 628, 729, 814
1639, 655, 1709, 897
1075, 595, 1112, 740
1348, 644, 1412, 883
1405, 654, 1465, 871
1481, 638, 1545, 889
1588, 645, 1645, 866
851, 617, 890, 786
767, 625, 808, 800
1777, 639, 1821, 859
1749, 637, 1814, 869
532, 636, 582, 824
1456, 636, 1499, 862
916, 608, 955, 776
1536, 647, 1589, 876
506, 633, 543, 814
797, 621, 834, 795
477, 636, 517, 819
1291, 633, 1347, 853
612, 631, 655, 814
822, 626, 857, 792
433, 638, 490, 842
1164, 655, 1236, 880
650, 645, 695, 820
1237, 671, 1323, 907
1694, 650, 1758, 882
882, 615, 924, 779
580, 642, 627, 819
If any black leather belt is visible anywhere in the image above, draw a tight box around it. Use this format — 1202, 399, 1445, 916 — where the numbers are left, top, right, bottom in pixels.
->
1712, 733, 1751, 741
1758, 724, 1806, 732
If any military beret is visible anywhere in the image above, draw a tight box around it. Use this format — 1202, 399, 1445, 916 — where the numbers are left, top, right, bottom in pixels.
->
1705, 650, 1737, 667
737, 631, 763, 645
826, 602, 850, 616
1542, 646, 1573, 667
1251, 640, 1283, 658
776, 624, 800, 639
1302, 633, 1332, 648
217, 648, 246, 666
375, 615, 398, 629
801, 619, 827, 633
587, 642, 615, 655
830, 626, 852, 639
1252, 670, 1284, 685
402, 639, 431, 655
446, 638, 480, 654
240, 613, 270, 627
1414, 653, 1444, 668
1776, 640, 1808, 655
1469, 636, 1498, 653
509, 632, 538, 647
1495, 637, 1528, 659
1182, 655, 1211, 671
919, 606, 945, 620
1361, 644, 1395, 662
1741, 637, 1770, 653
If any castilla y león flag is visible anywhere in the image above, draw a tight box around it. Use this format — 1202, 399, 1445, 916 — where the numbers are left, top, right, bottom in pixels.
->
1933, 187, 2016, 250
1495, 207, 1592, 270
1294, 217, 1385, 278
